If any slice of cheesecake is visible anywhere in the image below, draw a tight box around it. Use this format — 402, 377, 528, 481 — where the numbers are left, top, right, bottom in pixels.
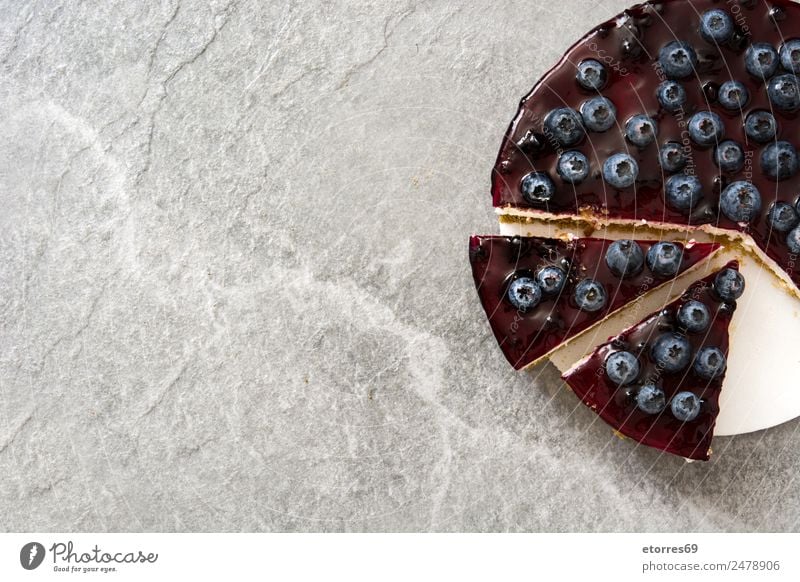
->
562, 262, 743, 460
468, 235, 719, 370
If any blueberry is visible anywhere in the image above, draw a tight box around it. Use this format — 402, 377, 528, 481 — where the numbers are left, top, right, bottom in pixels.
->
646, 241, 684, 277
557, 150, 590, 184
576, 59, 608, 91
605, 239, 645, 278
507, 276, 542, 311
625, 114, 657, 147
573, 279, 607, 312
700, 9, 734, 44
720, 181, 762, 222
665, 174, 703, 212
580, 96, 617, 132
543, 107, 584, 146
779, 39, 800, 73
718, 80, 749, 110
714, 267, 745, 301
670, 391, 702, 422
677, 300, 711, 333
536, 265, 566, 296
636, 384, 666, 414
602, 153, 638, 189
744, 110, 777, 143
520, 172, 556, 204
767, 74, 800, 111
659, 142, 687, 173
745, 42, 779, 79
687, 111, 724, 146
605, 351, 640, 386
714, 140, 745, 173
761, 141, 799, 180
658, 41, 698, 79
656, 80, 687, 112
767, 201, 800, 233
787, 225, 800, 254
651, 332, 692, 373
693, 346, 727, 380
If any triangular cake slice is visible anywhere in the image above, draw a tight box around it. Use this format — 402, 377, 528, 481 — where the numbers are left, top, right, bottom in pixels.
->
562, 261, 743, 461
469, 235, 720, 370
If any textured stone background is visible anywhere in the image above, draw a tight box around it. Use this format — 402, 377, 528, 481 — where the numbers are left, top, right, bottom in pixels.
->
1, 0, 799, 532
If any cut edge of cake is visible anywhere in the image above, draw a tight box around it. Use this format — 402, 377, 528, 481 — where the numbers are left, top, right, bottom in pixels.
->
496, 207, 800, 302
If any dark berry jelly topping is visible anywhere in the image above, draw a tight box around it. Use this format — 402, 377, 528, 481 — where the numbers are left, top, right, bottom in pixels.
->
562, 261, 741, 461
468, 235, 719, 370
492, 0, 800, 290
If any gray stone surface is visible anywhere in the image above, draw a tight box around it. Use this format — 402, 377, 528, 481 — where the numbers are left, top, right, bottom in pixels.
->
1, 0, 798, 532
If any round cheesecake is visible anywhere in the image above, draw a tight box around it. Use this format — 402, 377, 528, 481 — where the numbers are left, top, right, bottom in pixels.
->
473, 0, 800, 451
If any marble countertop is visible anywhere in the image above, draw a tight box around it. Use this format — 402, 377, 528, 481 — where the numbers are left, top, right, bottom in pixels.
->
2, 0, 798, 531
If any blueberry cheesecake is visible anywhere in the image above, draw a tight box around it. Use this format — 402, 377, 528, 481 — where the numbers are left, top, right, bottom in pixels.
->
480, 0, 800, 436
468, 235, 719, 369
561, 262, 742, 460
